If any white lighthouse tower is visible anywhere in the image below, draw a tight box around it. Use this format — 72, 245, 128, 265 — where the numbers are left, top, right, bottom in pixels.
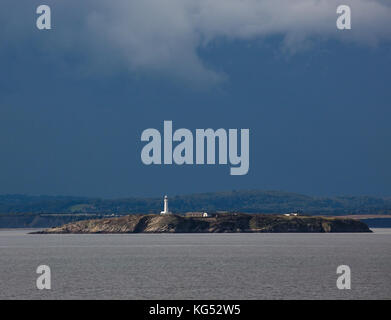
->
160, 195, 171, 215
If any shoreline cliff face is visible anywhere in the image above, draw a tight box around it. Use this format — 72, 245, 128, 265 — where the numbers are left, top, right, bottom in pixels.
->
32, 213, 372, 234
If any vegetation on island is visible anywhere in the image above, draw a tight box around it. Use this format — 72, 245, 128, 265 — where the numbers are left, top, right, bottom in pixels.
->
33, 213, 372, 234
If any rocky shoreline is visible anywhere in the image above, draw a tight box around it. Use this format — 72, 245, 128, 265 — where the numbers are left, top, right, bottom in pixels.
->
31, 213, 372, 234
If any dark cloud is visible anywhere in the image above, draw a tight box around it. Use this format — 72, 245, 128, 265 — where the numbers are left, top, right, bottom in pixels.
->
2, 0, 391, 83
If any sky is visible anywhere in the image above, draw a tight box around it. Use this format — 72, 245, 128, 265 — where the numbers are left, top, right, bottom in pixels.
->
1, 0, 391, 198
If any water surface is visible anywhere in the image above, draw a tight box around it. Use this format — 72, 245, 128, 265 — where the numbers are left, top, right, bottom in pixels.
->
0, 229, 390, 299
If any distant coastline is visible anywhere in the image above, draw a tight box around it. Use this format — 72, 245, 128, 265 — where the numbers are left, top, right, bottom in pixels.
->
32, 213, 372, 234
1, 190, 391, 229
2, 191, 391, 215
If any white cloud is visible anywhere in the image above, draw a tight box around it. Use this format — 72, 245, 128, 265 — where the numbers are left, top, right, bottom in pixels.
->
4, 0, 391, 84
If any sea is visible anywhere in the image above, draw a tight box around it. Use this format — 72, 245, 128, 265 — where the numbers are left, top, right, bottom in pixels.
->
0, 229, 390, 300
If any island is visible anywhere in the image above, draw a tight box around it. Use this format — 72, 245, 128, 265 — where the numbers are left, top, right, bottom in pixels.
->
32, 213, 372, 234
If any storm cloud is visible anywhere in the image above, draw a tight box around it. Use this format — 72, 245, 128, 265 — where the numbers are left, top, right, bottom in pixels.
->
1, 1, 391, 197
2, 0, 391, 83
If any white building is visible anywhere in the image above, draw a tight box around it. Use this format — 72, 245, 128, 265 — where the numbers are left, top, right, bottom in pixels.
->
160, 195, 172, 215
284, 213, 299, 217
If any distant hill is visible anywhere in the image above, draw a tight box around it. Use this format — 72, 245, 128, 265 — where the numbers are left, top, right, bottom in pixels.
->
1, 190, 391, 215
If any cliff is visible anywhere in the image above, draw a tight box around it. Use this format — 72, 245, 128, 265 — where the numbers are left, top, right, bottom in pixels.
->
32, 213, 372, 234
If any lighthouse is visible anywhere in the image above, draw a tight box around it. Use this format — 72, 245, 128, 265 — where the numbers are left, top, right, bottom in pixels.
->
160, 195, 171, 215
